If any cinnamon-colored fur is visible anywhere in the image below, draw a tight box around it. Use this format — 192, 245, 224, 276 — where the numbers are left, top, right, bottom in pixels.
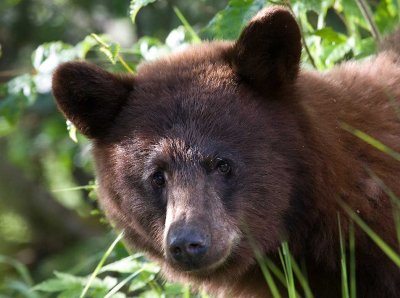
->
52, 6, 400, 297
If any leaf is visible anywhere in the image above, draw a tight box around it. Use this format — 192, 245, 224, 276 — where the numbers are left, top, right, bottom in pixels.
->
33, 274, 81, 292
0, 74, 36, 134
57, 288, 82, 298
130, 0, 157, 23
299, 0, 332, 12
325, 40, 353, 65
202, 0, 265, 40
0, 118, 14, 137
163, 283, 189, 296
99, 43, 121, 65
99, 255, 143, 274
128, 271, 156, 292
374, 0, 399, 34
32, 42, 77, 74
6, 74, 36, 105
66, 120, 78, 143
75, 35, 99, 59
32, 272, 105, 293
5, 280, 39, 298
353, 37, 376, 58
312, 27, 347, 43
0, 255, 33, 286
90, 34, 133, 72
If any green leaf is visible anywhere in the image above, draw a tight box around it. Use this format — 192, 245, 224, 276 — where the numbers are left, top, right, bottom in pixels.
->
33, 274, 81, 292
0, 74, 37, 133
353, 37, 375, 58
130, 0, 157, 23
100, 254, 144, 273
99, 43, 121, 65
313, 27, 347, 43
295, 0, 332, 13
57, 288, 82, 298
66, 120, 78, 143
162, 283, 188, 296
0, 118, 14, 137
5, 280, 39, 298
325, 40, 353, 65
336, 0, 365, 22
33, 272, 106, 293
128, 271, 156, 292
0, 255, 33, 286
203, 0, 265, 40
75, 35, 99, 59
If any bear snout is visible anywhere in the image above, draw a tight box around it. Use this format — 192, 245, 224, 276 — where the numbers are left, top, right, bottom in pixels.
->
166, 225, 209, 270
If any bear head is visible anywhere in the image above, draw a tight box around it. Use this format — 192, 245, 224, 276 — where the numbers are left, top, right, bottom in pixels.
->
52, 6, 311, 283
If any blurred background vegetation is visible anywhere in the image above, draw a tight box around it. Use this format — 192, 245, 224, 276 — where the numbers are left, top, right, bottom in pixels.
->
0, 0, 399, 297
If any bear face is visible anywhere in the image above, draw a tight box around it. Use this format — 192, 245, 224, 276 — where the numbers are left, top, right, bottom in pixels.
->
53, 6, 309, 279
52, 5, 400, 298
91, 47, 310, 278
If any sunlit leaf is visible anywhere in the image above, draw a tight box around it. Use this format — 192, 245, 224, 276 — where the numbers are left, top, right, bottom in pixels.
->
32, 42, 77, 74
130, 0, 157, 23
313, 27, 347, 43
203, 0, 265, 40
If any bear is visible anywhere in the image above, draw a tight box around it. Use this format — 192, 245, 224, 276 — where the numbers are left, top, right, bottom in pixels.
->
52, 6, 400, 298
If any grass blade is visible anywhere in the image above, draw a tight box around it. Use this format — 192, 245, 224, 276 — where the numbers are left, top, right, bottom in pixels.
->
366, 167, 400, 246
279, 242, 296, 298
79, 231, 124, 298
338, 214, 349, 298
349, 222, 356, 298
340, 122, 400, 162
173, 7, 201, 43
104, 268, 144, 298
0, 255, 33, 286
339, 201, 400, 268
290, 256, 314, 298
254, 250, 282, 298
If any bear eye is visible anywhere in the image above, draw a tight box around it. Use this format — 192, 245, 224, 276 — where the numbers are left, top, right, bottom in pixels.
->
152, 171, 166, 188
216, 159, 231, 175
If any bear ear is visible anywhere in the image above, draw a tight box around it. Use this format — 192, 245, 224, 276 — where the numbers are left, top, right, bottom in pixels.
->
52, 61, 134, 139
232, 6, 301, 93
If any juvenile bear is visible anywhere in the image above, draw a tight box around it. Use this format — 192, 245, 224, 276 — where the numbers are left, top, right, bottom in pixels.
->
52, 6, 400, 298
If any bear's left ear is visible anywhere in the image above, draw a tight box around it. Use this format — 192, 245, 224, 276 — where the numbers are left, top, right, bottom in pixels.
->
52, 61, 134, 139
232, 6, 301, 93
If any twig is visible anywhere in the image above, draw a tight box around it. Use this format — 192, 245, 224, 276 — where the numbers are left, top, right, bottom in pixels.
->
355, 0, 382, 43
282, 0, 318, 69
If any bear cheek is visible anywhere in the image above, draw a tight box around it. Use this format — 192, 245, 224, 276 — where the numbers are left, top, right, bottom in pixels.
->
235, 161, 293, 251
94, 145, 167, 256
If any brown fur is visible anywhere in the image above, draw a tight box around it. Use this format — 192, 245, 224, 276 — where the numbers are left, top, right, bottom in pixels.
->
52, 6, 400, 297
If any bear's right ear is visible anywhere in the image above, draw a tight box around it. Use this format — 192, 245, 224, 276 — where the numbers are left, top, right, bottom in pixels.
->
52, 61, 134, 139
232, 6, 301, 93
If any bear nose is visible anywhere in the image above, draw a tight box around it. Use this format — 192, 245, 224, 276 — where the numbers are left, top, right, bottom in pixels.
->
167, 227, 209, 268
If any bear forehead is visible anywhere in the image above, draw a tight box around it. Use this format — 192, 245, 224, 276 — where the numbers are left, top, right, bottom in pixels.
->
111, 42, 266, 143
134, 41, 236, 89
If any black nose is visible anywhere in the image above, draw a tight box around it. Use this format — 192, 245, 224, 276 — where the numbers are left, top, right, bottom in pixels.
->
167, 227, 209, 268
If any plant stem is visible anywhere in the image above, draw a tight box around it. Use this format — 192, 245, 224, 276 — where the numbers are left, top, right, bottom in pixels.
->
355, 0, 381, 42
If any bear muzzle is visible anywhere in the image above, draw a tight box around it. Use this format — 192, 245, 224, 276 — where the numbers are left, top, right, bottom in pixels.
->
166, 225, 210, 271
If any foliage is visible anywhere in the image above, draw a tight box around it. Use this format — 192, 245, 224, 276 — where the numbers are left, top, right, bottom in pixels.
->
1, 0, 400, 297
